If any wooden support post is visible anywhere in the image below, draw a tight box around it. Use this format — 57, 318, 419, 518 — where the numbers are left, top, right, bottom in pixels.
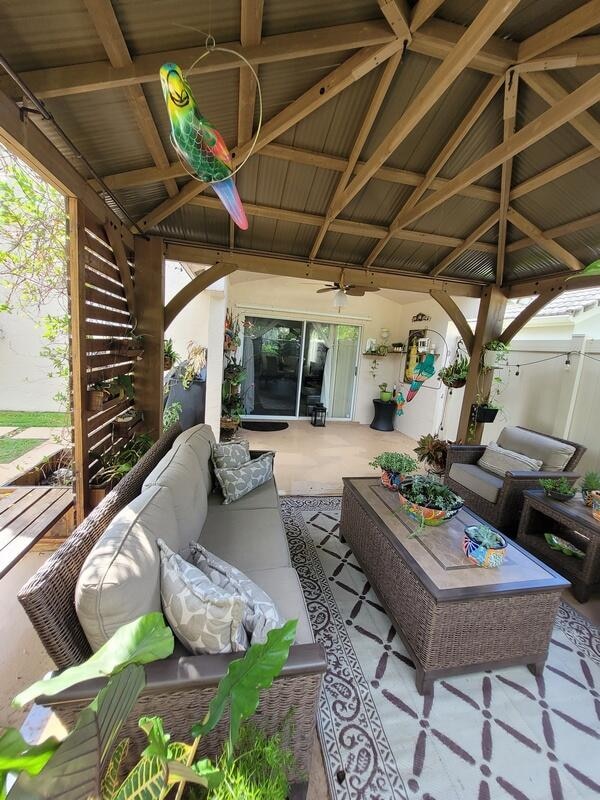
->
456, 285, 506, 444
68, 197, 89, 524
133, 236, 164, 439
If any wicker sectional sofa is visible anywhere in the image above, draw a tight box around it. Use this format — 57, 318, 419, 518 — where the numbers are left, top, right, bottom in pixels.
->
18, 423, 326, 794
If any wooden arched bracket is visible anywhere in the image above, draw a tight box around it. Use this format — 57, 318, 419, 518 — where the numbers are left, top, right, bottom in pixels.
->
429, 289, 474, 355
164, 261, 237, 329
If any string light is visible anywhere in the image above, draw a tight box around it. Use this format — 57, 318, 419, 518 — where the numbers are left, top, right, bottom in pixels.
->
564, 354, 571, 371
515, 364, 520, 377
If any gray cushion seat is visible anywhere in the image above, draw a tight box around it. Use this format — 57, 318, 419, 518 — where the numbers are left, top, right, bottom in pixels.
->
448, 462, 504, 504
245, 567, 313, 645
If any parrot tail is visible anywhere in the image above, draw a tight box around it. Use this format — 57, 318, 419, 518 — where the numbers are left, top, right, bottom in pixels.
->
213, 177, 248, 230
406, 382, 421, 402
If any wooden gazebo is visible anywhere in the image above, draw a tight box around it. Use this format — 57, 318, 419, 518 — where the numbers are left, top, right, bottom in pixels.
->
1, 0, 599, 520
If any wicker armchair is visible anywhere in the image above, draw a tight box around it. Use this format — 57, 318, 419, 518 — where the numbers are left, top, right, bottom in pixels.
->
445, 426, 585, 535
18, 425, 326, 795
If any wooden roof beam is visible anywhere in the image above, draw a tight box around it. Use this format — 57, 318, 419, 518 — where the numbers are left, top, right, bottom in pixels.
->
137, 40, 404, 232
384, 71, 600, 234
510, 145, 598, 199
163, 242, 484, 298
378, 0, 411, 40
517, 0, 600, 63
329, 0, 521, 220
506, 270, 600, 297
309, 47, 404, 260
430, 211, 500, 277
410, 0, 446, 33
237, 0, 264, 146
506, 207, 584, 271
496, 69, 518, 286
507, 210, 600, 253
364, 73, 503, 267
527, 36, 600, 68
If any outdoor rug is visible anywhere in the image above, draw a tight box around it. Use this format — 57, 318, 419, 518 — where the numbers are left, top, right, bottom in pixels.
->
280, 496, 600, 800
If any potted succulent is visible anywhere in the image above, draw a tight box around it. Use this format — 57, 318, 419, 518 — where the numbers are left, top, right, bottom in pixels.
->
369, 451, 418, 490
483, 339, 510, 369
414, 433, 449, 475
397, 475, 464, 529
437, 355, 469, 389
163, 337, 179, 370
379, 382, 393, 402
463, 524, 507, 568
581, 471, 600, 506
539, 476, 577, 502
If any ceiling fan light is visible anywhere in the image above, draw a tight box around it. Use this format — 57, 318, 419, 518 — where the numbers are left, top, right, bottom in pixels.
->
333, 289, 348, 308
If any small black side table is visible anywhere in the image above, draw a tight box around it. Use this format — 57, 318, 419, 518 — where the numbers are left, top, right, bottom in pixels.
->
370, 399, 396, 431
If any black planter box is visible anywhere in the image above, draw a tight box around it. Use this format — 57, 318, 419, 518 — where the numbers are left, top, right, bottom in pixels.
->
471, 404, 499, 423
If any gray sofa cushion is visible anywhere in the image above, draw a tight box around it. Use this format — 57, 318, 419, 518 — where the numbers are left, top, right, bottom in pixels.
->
201, 507, 291, 572
76, 485, 178, 650
208, 477, 279, 510
143, 443, 207, 546
449, 462, 504, 504
245, 567, 314, 645
173, 424, 216, 493
497, 427, 575, 472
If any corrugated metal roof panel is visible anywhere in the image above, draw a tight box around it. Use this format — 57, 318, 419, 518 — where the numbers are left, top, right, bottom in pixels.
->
234, 216, 315, 257
318, 230, 375, 264
375, 239, 451, 273
263, 0, 380, 36
156, 204, 229, 246
115, 182, 168, 221
507, 245, 563, 281
406, 194, 496, 240
557, 229, 600, 267
445, 250, 495, 282
440, 93, 502, 188
342, 180, 412, 227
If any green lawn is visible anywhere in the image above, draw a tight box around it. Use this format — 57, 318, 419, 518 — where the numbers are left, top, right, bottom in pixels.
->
0, 438, 46, 463
0, 411, 70, 429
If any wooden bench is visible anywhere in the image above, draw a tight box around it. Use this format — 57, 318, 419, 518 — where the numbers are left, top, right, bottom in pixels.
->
0, 486, 74, 578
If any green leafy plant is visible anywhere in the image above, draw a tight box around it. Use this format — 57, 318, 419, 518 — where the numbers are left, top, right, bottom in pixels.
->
539, 477, 576, 497
400, 476, 463, 512
90, 433, 153, 488
484, 340, 510, 353
467, 524, 504, 549
437, 356, 469, 387
378, 382, 388, 391
414, 434, 449, 474
163, 402, 182, 429
164, 338, 180, 364
581, 471, 600, 492
369, 452, 418, 475
1, 615, 298, 800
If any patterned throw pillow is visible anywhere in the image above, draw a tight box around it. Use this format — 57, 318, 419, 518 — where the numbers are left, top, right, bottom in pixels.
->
157, 539, 248, 654
211, 441, 251, 470
214, 452, 274, 504
189, 542, 284, 643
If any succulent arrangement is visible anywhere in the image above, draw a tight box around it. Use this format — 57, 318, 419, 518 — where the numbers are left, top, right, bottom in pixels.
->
539, 476, 577, 500
581, 471, 600, 506
466, 524, 504, 549
414, 433, 449, 475
378, 382, 393, 401
437, 356, 469, 388
463, 524, 507, 568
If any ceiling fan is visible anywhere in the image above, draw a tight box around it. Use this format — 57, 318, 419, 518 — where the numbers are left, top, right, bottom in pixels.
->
316, 269, 380, 298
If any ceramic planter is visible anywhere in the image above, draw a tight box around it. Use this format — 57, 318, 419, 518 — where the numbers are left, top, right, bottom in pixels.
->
483, 350, 506, 369
379, 391, 393, 402
380, 470, 404, 491
463, 526, 507, 568
397, 478, 463, 527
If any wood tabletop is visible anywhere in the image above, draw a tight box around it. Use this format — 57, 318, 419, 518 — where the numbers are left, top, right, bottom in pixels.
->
523, 489, 600, 532
0, 486, 74, 579
343, 478, 569, 601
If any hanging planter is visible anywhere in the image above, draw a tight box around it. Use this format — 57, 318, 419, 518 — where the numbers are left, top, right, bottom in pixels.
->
438, 355, 469, 389
483, 340, 509, 369
471, 404, 499, 423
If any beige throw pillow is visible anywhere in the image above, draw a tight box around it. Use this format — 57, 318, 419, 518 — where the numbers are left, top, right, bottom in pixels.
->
157, 539, 248, 654
478, 441, 543, 478
214, 452, 274, 504
188, 542, 284, 643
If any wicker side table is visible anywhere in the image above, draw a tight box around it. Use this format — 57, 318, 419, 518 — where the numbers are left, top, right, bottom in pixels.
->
517, 490, 600, 602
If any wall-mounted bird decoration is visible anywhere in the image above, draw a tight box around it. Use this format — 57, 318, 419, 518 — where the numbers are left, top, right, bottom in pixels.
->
159, 62, 248, 230
406, 353, 436, 402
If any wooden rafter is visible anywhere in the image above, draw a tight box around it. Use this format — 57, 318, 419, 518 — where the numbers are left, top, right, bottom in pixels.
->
521, 71, 600, 152
378, 0, 411, 41
430, 211, 500, 277
410, 0, 446, 33
238, 0, 264, 146
506, 207, 584, 271
188, 193, 496, 252
364, 73, 503, 267
383, 72, 600, 235
137, 40, 404, 231
531, 35, 600, 67
496, 69, 518, 286
508, 210, 600, 253
83, 0, 178, 197
498, 290, 557, 344
507, 269, 600, 297
517, 0, 600, 63
328, 0, 521, 220
104, 221, 136, 315
429, 290, 475, 354
309, 48, 404, 260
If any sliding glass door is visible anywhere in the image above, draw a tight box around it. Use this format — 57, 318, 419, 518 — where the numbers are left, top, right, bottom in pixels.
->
241, 315, 360, 419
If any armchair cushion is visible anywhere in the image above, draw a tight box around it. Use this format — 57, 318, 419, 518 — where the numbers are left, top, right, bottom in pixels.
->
497, 427, 575, 472
478, 441, 542, 477
448, 463, 504, 504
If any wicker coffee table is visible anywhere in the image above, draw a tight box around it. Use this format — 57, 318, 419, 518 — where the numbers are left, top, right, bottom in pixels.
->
341, 478, 569, 694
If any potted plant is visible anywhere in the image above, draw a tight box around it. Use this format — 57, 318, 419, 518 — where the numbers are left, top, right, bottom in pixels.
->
438, 355, 469, 389
89, 433, 153, 506
581, 471, 600, 506
87, 380, 112, 412
397, 475, 464, 529
108, 334, 144, 360
112, 408, 142, 435
369, 451, 418, 490
470, 400, 500, 424
163, 337, 179, 370
463, 524, 507, 568
483, 339, 509, 369
414, 433, 449, 475
539, 476, 577, 502
378, 382, 393, 402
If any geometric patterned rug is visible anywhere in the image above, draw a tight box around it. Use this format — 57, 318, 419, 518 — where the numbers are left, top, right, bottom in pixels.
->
280, 496, 600, 800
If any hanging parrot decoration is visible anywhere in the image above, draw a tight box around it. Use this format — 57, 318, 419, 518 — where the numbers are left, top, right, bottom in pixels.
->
569, 259, 600, 278
159, 63, 248, 230
406, 353, 436, 402
395, 391, 405, 416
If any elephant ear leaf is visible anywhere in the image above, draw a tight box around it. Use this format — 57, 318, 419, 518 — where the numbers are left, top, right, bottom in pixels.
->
101, 739, 129, 800
192, 620, 297, 747
0, 729, 59, 800
8, 664, 144, 800
14, 613, 173, 708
